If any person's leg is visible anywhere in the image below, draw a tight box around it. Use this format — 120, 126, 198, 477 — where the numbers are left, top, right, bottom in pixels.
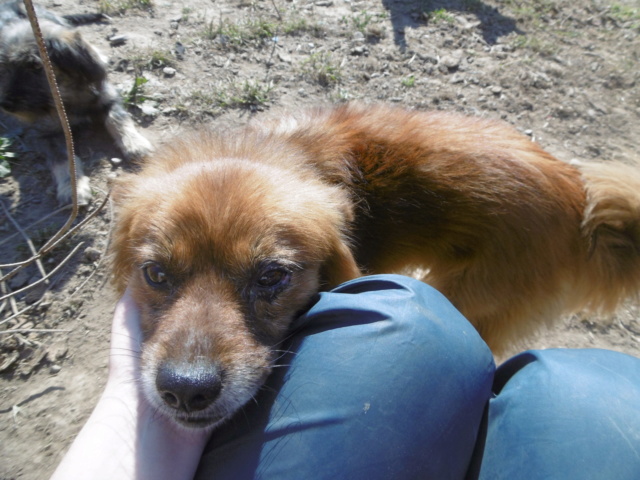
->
196, 274, 495, 480
472, 348, 640, 480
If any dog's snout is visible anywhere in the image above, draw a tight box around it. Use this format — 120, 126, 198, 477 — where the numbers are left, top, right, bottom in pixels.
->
155, 360, 223, 413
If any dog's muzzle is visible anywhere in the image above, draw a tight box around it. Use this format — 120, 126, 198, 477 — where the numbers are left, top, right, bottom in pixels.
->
155, 359, 224, 415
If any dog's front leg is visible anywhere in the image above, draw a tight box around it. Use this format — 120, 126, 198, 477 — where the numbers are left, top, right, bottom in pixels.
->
41, 134, 92, 205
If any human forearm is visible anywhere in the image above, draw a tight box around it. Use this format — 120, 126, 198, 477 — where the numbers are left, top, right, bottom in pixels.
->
51, 291, 211, 480
51, 382, 209, 480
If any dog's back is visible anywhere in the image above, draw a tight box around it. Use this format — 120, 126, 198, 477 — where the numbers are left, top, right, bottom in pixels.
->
113, 103, 640, 352
254, 104, 640, 348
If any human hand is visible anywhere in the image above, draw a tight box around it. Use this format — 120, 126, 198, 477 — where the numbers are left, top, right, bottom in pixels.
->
51, 289, 211, 480
106, 287, 143, 392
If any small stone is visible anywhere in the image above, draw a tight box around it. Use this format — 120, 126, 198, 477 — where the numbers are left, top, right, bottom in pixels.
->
108, 34, 128, 47
110, 157, 123, 166
163, 67, 177, 77
174, 41, 186, 59
439, 50, 463, 70
277, 52, 292, 63
83, 247, 101, 263
50, 365, 62, 374
140, 101, 159, 117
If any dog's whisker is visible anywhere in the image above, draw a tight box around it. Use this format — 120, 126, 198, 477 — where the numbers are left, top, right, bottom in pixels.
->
265, 364, 291, 369
272, 351, 296, 363
109, 346, 142, 355
111, 331, 142, 340
109, 350, 142, 357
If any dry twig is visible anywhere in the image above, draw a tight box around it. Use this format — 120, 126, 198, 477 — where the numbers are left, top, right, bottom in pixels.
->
0, 200, 49, 284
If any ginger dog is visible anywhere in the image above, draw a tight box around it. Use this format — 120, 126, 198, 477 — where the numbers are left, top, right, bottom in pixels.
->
112, 104, 640, 429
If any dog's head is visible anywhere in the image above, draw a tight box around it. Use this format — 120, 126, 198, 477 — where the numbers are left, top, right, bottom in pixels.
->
111, 132, 359, 429
0, 20, 107, 123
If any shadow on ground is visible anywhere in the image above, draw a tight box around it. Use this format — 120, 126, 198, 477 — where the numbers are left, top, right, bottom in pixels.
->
381, 0, 523, 50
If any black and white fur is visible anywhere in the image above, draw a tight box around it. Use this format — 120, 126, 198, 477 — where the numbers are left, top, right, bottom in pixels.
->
0, 0, 152, 204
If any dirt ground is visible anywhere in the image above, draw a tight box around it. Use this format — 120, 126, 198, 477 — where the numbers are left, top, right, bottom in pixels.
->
0, 0, 639, 478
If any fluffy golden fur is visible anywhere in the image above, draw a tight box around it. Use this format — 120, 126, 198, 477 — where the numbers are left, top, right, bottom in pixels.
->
112, 103, 640, 429
0, 0, 151, 204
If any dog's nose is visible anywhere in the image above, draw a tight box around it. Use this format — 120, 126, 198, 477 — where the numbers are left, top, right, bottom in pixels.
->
155, 360, 223, 413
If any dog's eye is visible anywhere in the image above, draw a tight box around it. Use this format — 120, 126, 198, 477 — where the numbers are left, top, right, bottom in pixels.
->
143, 262, 168, 287
256, 268, 290, 289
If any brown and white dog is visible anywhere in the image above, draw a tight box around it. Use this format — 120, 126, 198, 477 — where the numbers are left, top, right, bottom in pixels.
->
0, 0, 152, 204
111, 104, 640, 429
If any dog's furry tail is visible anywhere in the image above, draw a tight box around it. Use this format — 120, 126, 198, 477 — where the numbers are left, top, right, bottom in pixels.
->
577, 160, 640, 312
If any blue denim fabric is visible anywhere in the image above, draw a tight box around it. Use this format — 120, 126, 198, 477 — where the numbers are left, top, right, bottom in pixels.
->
196, 275, 640, 480
197, 275, 494, 479
472, 348, 640, 480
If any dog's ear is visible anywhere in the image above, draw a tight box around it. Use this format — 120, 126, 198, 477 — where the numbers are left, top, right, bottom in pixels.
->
108, 174, 141, 293
320, 238, 361, 290
47, 31, 106, 83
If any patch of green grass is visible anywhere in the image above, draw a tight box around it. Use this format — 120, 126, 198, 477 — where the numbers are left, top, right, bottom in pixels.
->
99, 0, 153, 15
187, 80, 273, 112
341, 11, 386, 41
128, 49, 175, 71
351, 11, 373, 32
223, 80, 273, 109
204, 18, 278, 48
148, 50, 175, 69
123, 76, 148, 106
511, 34, 558, 56
502, 0, 558, 21
331, 88, 354, 102
301, 52, 342, 88
181, 7, 192, 22
401, 75, 416, 88
201, 18, 219, 40
610, 4, 640, 22
428, 8, 455, 23
184, 90, 225, 114
283, 17, 326, 38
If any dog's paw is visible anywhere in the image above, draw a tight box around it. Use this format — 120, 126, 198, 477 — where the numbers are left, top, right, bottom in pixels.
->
120, 130, 153, 160
104, 103, 154, 160
56, 174, 92, 206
